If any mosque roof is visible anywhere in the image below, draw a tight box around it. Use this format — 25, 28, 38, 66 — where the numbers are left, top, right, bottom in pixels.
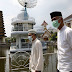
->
11, 8, 35, 24
64, 14, 72, 21
41, 21, 48, 26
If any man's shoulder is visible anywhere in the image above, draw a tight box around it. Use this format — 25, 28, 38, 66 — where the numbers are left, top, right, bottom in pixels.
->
64, 26, 72, 37
65, 26, 72, 33
35, 39, 42, 48
36, 39, 41, 43
36, 39, 41, 44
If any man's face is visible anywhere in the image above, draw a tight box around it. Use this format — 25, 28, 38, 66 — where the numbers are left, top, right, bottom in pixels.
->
28, 33, 34, 41
51, 16, 62, 29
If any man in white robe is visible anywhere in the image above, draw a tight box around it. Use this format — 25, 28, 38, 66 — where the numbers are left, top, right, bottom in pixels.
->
28, 29, 43, 72
50, 11, 72, 72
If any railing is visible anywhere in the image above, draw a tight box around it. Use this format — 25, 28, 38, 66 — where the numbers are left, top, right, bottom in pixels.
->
0, 51, 57, 72
11, 17, 35, 23
12, 27, 23, 31
11, 42, 48, 49
12, 26, 44, 32
12, 27, 32, 31
10, 51, 30, 72
43, 53, 57, 72
0, 41, 57, 72
10, 52, 57, 72
21, 42, 32, 48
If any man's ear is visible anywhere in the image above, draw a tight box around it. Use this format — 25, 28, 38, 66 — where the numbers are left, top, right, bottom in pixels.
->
61, 17, 63, 20
59, 17, 62, 22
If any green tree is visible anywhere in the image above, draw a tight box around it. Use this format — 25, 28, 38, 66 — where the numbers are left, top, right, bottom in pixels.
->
49, 32, 57, 41
5, 37, 16, 43
5, 37, 11, 43
11, 37, 16, 42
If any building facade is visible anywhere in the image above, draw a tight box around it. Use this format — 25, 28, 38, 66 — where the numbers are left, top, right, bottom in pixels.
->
64, 14, 72, 28
0, 11, 6, 42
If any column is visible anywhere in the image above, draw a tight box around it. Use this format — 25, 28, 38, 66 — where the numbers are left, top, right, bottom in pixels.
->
19, 36, 21, 49
23, 24, 25, 31
16, 36, 19, 49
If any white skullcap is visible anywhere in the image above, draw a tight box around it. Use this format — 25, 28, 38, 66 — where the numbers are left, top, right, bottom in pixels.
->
28, 29, 36, 34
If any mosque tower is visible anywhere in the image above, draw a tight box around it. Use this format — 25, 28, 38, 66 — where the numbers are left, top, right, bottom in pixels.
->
10, 0, 44, 52
11, 6, 36, 52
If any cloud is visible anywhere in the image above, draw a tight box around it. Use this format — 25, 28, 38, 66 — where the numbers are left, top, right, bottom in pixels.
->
2, 0, 72, 37
10, 0, 21, 7
11, 0, 18, 5
4, 15, 16, 37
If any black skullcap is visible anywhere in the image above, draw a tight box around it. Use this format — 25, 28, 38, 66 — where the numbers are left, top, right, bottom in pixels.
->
50, 11, 62, 19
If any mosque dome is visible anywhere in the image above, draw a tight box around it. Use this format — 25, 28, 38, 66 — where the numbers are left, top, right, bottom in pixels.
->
11, 8, 35, 25
17, 8, 29, 20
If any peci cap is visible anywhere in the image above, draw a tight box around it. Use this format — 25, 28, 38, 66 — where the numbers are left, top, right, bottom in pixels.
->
50, 11, 62, 19
28, 29, 36, 34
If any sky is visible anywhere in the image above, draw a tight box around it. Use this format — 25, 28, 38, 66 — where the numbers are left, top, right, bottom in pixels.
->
0, 0, 72, 37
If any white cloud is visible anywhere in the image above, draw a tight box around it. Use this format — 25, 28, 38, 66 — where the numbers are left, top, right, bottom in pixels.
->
4, 15, 16, 37
11, 0, 19, 6
1, 0, 72, 37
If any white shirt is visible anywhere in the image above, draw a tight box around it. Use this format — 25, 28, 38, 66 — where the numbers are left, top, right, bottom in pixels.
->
29, 38, 43, 72
57, 25, 72, 72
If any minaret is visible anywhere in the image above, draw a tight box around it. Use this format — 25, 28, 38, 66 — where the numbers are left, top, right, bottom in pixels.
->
41, 20, 51, 41
0, 11, 6, 42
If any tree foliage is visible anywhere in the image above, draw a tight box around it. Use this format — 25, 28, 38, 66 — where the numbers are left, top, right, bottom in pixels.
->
5, 37, 16, 43
49, 32, 57, 41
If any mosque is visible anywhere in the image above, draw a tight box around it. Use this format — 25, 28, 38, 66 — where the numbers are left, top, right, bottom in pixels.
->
10, 6, 48, 52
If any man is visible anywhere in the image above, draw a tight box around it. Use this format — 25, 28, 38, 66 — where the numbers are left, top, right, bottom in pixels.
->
28, 29, 43, 72
50, 11, 72, 72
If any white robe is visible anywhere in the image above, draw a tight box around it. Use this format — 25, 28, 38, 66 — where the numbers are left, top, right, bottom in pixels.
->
57, 25, 72, 72
29, 38, 43, 72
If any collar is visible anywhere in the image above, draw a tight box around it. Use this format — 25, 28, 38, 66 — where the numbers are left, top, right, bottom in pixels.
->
32, 38, 37, 43
59, 25, 66, 32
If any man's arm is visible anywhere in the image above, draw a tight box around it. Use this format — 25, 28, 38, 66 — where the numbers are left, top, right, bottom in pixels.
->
67, 30, 72, 49
35, 41, 43, 71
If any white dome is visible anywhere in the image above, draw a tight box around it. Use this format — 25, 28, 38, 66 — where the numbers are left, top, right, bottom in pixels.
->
17, 11, 29, 20
11, 9, 35, 25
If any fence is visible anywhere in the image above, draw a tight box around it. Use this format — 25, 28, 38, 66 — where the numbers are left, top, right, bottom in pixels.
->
0, 41, 57, 72
43, 53, 57, 72
0, 52, 57, 72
